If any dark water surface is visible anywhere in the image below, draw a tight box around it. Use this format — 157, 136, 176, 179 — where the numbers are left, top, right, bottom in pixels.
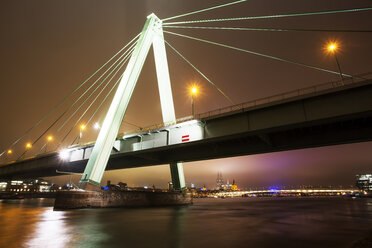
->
0, 197, 371, 248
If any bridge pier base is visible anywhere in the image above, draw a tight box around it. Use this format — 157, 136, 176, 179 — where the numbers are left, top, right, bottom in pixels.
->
54, 190, 192, 210
78, 181, 101, 191
170, 162, 186, 191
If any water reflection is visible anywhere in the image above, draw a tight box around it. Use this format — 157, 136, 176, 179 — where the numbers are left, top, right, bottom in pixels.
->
0, 198, 371, 248
26, 210, 72, 248
168, 207, 187, 248
0, 200, 42, 247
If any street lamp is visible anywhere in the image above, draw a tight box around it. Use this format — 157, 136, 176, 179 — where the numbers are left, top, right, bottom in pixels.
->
94, 122, 101, 130
327, 42, 344, 85
7, 149, 12, 155
190, 86, 198, 117
77, 124, 86, 144
26, 143, 32, 149
46, 135, 53, 152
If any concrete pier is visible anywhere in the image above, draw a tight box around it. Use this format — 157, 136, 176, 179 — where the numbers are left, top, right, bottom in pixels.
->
54, 190, 192, 210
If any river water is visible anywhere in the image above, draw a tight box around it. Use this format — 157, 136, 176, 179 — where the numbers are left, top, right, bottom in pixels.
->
0, 197, 371, 248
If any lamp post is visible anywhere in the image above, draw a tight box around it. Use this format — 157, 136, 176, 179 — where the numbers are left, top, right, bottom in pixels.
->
26, 143, 32, 150
94, 122, 101, 130
46, 135, 53, 152
327, 42, 344, 86
78, 124, 86, 144
190, 86, 198, 117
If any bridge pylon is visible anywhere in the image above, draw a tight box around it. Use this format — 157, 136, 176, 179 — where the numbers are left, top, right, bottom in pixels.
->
79, 13, 185, 190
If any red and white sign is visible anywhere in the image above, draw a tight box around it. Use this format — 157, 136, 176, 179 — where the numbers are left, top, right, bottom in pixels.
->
181, 135, 190, 142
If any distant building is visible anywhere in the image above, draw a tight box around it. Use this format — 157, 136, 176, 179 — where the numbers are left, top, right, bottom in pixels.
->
356, 174, 372, 191
216, 172, 223, 190
231, 179, 238, 191
103, 181, 128, 191
0, 179, 53, 193
224, 179, 232, 191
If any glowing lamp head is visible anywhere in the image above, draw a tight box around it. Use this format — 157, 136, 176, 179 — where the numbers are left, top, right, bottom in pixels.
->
26, 143, 32, 149
80, 124, 86, 131
7, 149, 12, 155
94, 122, 101, 130
47, 136, 53, 142
190, 86, 198, 97
327, 43, 338, 53
59, 149, 69, 160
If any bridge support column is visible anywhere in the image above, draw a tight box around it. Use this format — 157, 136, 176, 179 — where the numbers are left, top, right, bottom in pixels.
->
79, 14, 163, 189
170, 162, 186, 191
78, 13, 186, 191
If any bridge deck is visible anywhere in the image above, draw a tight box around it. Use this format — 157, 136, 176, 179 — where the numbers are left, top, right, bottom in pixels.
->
1, 79, 371, 179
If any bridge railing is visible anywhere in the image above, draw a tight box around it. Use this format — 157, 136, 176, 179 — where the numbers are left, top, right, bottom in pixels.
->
120, 116, 194, 137
196, 72, 371, 119
121, 72, 371, 137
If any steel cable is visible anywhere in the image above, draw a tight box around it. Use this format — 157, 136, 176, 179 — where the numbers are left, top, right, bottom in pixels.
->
163, 7, 372, 25
162, 0, 247, 22
163, 25, 372, 33
164, 39, 235, 104
164, 30, 354, 78
0, 33, 140, 159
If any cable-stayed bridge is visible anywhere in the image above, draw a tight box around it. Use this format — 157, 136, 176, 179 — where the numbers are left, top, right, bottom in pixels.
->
1, 1, 371, 190
1, 77, 371, 181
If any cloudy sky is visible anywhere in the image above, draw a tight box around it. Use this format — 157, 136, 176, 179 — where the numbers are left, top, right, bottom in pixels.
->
0, 0, 371, 188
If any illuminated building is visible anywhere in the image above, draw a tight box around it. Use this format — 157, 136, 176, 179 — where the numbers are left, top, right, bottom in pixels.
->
356, 174, 372, 191
231, 179, 238, 191
224, 179, 232, 191
0, 179, 54, 193
216, 171, 223, 190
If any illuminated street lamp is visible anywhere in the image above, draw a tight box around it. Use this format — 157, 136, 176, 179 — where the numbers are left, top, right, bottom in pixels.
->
26, 143, 32, 149
46, 135, 53, 152
326, 42, 344, 85
94, 122, 101, 130
190, 86, 198, 117
59, 149, 69, 160
7, 149, 12, 155
79, 124, 86, 141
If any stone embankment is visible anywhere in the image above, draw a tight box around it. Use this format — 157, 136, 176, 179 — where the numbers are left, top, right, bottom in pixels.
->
54, 190, 192, 210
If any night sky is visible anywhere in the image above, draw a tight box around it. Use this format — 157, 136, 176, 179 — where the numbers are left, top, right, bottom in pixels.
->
0, 0, 371, 189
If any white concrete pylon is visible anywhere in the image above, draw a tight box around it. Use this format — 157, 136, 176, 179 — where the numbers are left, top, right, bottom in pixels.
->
80, 14, 176, 187
152, 21, 176, 125
170, 162, 186, 191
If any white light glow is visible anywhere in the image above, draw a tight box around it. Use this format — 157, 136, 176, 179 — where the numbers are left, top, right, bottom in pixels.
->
94, 122, 101, 130
59, 149, 70, 160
